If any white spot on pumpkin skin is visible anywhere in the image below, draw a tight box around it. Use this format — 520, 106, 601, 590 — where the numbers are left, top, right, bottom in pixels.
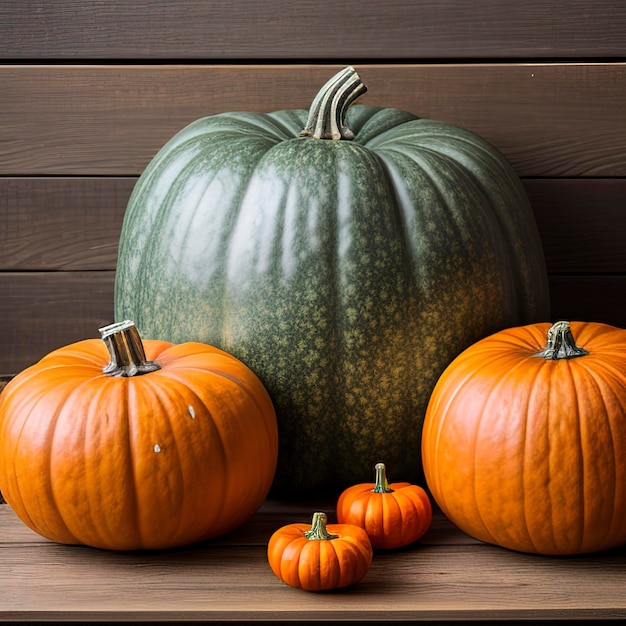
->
188, 405, 195, 419
154, 444, 161, 453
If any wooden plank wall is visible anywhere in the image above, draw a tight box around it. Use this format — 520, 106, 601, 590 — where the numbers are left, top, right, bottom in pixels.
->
1, 0, 626, 377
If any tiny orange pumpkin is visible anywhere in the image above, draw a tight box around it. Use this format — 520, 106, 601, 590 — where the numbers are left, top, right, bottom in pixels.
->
267, 511, 373, 591
336, 462, 432, 549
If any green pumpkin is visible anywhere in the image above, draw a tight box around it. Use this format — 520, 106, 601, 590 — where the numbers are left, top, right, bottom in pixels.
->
115, 67, 550, 495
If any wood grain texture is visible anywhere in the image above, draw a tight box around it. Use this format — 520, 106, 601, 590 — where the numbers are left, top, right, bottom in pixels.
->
3, 178, 626, 273
0, 272, 115, 376
549, 276, 626, 325
0, 178, 131, 270
0, 504, 625, 622
1, 0, 626, 60
2, 64, 626, 176
526, 179, 626, 274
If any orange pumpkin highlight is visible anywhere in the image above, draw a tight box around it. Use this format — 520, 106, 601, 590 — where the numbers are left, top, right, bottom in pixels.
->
422, 320, 626, 555
267, 512, 373, 591
0, 321, 278, 551
337, 463, 432, 549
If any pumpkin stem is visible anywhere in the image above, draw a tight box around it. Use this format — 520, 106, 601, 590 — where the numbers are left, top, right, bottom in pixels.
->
300, 66, 367, 141
534, 321, 589, 360
99, 320, 162, 377
304, 512, 339, 541
372, 462, 394, 493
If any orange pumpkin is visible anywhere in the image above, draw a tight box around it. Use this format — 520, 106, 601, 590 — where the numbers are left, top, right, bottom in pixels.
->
422, 320, 626, 555
267, 511, 373, 591
0, 320, 278, 551
336, 463, 432, 549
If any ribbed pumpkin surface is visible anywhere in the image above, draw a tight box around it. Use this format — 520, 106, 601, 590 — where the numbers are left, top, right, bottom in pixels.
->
114, 96, 550, 495
422, 321, 626, 555
0, 338, 278, 550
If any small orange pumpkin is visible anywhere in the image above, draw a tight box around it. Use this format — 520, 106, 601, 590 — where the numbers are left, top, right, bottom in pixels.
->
0, 320, 278, 551
337, 463, 432, 549
267, 511, 373, 591
422, 320, 626, 555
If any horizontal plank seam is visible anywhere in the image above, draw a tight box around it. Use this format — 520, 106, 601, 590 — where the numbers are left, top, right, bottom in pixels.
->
2, 56, 626, 64
2, 60, 626, 68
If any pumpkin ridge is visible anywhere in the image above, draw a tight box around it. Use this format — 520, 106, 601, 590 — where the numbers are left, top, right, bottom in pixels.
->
144, 370, 231, 541
143, 134, 278, 299
424, 349, 515, 517
292, 538, 310, 589
554, 358, 583, 552
327, 535, 349, 588
594, 370, 623, 544
381, 489, 403, 540
47, 374, 109, 545
378, 141, 543, 325
223, 138, 308, 280
593, 368, 621, 544
470, 358, 508, 547
266, 109, 309, 138
136, 375, 191, 546
350, 530, 374, 570
506, 323, 553, 354
565, 359, 587, 554
521, 355, 553, 554
277, 536, 297, 585
160, 355, 276, 519
120, 380, 149, 549
509, 351, 554, 551
391, 488, 422, 543
351, 105, 418, 145
407, 144, 496, 243
366, 121, 503, 159
189, 364, 278, 472
473, 353, 540, 549
319, 539, 341, 589
578, 347, 626, 391
571, 357, 619, 548
186, 113, 297, 142
216, 111, 303, 141
36, 340, 109, 370
156, 142, 247, 278
331, 532, 361, 587
128, 131, 227, 226
391, 128, 547, 297
37, 387, 74, 541
118, 378, 144, 549
77, 377, 144, 550
376, 144, 463, 239
3, 383, 65, 539
375, 143, 514, 310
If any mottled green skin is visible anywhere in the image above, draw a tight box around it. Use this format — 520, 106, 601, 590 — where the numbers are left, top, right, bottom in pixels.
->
115, 104, 550, 496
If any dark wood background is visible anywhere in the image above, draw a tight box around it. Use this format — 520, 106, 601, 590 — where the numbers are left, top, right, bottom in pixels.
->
1, 0, 626, 377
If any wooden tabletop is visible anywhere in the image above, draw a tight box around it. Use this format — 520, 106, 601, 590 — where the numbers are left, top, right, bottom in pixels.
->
1, 499, 625, 624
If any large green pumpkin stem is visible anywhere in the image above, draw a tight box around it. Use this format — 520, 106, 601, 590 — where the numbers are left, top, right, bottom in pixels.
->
100, 320, 161, 377
304, 512, 339, 541
300, 66, 367, 141
534, 321, 589, 360
372, 462, 395, 493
